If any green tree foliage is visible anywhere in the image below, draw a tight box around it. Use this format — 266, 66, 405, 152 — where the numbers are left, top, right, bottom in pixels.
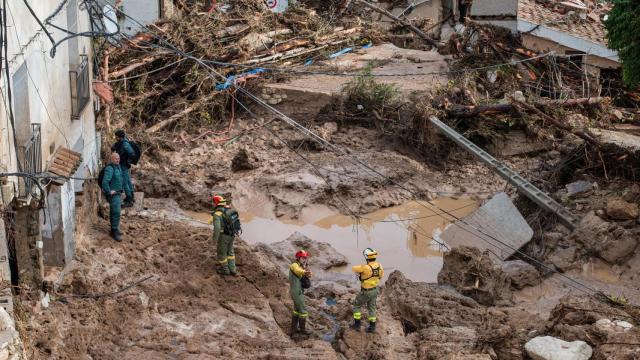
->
605, 0, 640, 88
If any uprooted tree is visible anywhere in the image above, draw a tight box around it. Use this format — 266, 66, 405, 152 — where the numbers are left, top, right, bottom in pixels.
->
605, 0, 640, 89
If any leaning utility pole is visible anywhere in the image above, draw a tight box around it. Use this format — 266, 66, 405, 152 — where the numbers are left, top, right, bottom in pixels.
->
429, 116, 579, 230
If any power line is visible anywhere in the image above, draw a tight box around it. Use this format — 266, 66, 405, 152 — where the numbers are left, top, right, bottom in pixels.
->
21, 0, 56, 47
6, 5, 70, 148
103, 3, 599, 297
1, 0, 21, 171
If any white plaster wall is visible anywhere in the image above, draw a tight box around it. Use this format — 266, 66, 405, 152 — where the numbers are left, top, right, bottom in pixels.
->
60, 181, 76, 264
0, 1, 98, 201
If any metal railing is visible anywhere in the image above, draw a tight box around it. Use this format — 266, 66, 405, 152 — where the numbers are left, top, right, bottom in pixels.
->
20, 124, 42, 198
70, 55, 90, 119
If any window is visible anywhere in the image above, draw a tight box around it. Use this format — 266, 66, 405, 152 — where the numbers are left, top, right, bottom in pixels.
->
69, 55, 90, 119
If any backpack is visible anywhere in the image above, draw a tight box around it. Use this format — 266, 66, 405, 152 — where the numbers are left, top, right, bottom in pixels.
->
129, 140, 142, 165
97, 164, 114, 191
221, 208, 242, 236
301, 275, 311, 289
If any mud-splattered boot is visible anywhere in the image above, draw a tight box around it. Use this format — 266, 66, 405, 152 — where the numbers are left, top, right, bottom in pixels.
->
366, 321, 376, 333
290, 314, 299, 336
216, 264, 230, 276
228, 259, 238, 276
350, 319, 361, 332
298, 317, 311, 336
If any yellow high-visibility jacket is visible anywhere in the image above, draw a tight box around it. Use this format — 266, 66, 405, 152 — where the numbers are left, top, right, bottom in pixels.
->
352, 261, 384, 289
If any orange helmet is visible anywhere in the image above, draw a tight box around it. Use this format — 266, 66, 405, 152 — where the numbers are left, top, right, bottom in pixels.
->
295, 250, 310, 259
212, 194, 226, 206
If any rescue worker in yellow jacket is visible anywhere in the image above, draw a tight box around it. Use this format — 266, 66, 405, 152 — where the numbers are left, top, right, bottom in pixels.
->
289, 250, 312, 336
351, 248, 384, 333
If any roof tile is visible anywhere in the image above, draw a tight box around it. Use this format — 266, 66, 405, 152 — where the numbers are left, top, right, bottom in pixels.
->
518, 0, 608, 45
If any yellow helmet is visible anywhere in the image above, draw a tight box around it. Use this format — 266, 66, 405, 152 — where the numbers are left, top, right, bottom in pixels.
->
363, 248, 378, 260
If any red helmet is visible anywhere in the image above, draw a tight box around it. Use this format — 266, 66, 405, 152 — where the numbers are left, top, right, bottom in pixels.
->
295, 250, 310, 259
212, 194, 226, 206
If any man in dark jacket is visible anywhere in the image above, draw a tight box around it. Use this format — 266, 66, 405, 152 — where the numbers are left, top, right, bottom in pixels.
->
111, 129, 135, 208
101, 153, 125, 241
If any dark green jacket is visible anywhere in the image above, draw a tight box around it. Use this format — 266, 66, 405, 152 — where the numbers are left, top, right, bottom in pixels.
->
111, 139, 135, 168
102, 164, 124, 193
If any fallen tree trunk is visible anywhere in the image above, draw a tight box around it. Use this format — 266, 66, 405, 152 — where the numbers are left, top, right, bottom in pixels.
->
510, 98, 600, 146
110, 53, 169, 79
448, 97, 609, 118
146, 106, 196, 133
354, 0, 440, 48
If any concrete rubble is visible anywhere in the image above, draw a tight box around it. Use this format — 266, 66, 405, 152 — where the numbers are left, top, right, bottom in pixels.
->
524, 336, 593, 360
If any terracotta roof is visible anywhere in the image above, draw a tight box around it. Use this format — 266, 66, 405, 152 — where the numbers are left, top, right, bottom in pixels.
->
518, 0, 608, 46
47, 147, 82, 182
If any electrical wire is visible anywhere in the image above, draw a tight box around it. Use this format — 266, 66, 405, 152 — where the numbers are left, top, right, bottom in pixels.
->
6, 6, 70, 148
21, 0, 56, 46
1, 0, 21, 171
103, 3, 600, 297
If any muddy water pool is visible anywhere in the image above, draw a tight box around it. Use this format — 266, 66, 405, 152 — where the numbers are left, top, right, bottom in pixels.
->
188, 198, 477, 282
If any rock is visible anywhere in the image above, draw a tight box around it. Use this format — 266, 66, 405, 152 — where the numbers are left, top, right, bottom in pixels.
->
548, 246, 577, 272
565, 181, 593, 198
524, 336, 592, 360
613, 320, 633, 331
512, 91, 526, 103
594, 319, 634, 335
254, 232, 348, 274
383, 271, 517, 358
571, 211, 638, 264
0, 309, 13, 332
231, 148, 258, 172
501, 260, 541, 289
438, 247, 512, 306
606, 198, 639, 220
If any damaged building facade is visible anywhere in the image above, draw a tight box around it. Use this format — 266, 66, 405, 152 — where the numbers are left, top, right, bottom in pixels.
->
470, 0, 619, 84
0, 1, 100, 297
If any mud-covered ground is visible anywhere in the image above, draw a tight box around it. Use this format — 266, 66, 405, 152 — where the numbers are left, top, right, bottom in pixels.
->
19, 114, 640, 359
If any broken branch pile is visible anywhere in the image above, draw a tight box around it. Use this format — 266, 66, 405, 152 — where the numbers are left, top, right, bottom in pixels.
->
101, 0, 370, 143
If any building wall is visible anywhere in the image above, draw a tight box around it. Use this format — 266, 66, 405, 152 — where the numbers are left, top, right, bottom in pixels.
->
1, 2, 99, 273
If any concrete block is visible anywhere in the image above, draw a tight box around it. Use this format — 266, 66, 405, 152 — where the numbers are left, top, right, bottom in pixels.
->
440, 192, 533, 260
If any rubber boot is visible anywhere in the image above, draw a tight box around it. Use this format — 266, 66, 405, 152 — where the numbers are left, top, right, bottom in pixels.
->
217, 264, 230, 276
366, 321, 377, 333
350, 319, 361, 332
111, 229, 122, 242
228, 259, 237, 276
298, 317, 311, 335
290, 314, 299, 336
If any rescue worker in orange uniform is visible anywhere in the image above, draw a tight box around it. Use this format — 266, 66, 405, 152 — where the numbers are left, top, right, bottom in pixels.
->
351, 248, 384, 333
290, 250, 312, 336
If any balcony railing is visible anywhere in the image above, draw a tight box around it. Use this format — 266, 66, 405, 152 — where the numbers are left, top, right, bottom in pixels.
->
70, 55, 90, 119
19, 124, 42, 198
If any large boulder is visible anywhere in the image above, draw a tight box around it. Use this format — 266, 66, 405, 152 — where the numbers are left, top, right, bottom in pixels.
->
606, 198, 639, 220
501, 260, 541, 289
437, 246, 512, 305
524, 336, 592, 360
253, 232, 349, 274
383, 271, 518, 359
570, 211, 639, 264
